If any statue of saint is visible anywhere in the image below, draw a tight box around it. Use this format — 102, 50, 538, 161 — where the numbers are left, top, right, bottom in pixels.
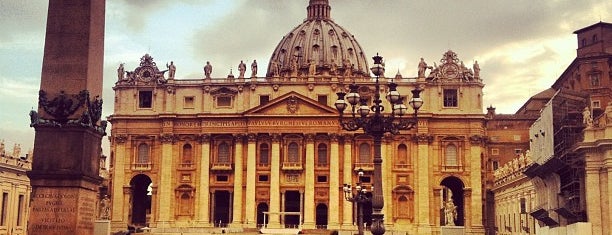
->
117, 63, 125, 81
99, 195, 111, 220
251, 60, 258, 77
308, 59, 316, 76
418, 58, 428, 78
203, 61, 212, 78
343, 59, 352, 77
291, 58, 299, 76
583, 107, 593, 127
444, 197, 457, 226
238, 60, 246, 78
330, 59, 337, 75
166, 61, 176, 79
12, 143, 21, 158
473, 60, 480, 78
270, 60, 280, 77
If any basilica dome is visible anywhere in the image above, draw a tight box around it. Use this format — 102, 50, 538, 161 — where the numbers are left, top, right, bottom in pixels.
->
266, 0, 369, 78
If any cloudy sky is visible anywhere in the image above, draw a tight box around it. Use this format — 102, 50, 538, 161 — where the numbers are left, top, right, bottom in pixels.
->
0, 0, 610, 155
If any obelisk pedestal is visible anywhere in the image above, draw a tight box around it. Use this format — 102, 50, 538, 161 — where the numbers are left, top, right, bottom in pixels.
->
28, 1, 106, 235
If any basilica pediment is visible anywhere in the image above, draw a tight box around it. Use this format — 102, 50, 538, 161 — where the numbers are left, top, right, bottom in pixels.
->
244, 91, 338, 116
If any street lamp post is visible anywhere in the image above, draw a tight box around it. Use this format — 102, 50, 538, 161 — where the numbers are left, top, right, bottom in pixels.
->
343, 169, 371, 235
335, 53, 423, 235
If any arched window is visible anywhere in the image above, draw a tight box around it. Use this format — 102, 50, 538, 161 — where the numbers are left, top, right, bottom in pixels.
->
317, 143, 328, 166
182, 144, 192, 163
445, 144, 458, 166
359, 143, 370, 163
396, 144, 408, 165
218, 142, 230, 163
288, 142, 299, 163
137, 143, 149, 163
259, 143, 269, 165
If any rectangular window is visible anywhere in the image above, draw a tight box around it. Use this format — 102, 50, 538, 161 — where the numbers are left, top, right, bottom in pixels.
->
1, 192, 7, 226
260, 95, 270, 106
491, 148, 499, 156
590, 73, 601, 87
513, 135, 521, 141
514, 149, 522, 155
138, 90, 153, 108
17, 195, 24, 226
258, 175, 269, 182
592, 100, 601, 109
317, 175, 328, 183
360, 176, 371, 183
443, 89, 458, 107
317, 95, 328, 105
492, 160, 499, 170
520, 198, 526, 214
216, 96, 232, 107
184, 96, 195, 109
216, 175, 229, 182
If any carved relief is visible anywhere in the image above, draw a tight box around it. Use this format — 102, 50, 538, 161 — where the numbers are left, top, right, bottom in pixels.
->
115, 54, 167, 86
114, 135, 128, 144
412, 134, 433, 143
198, 134, 210, 143
160, 134, 177, 143
287, 96, 299, 114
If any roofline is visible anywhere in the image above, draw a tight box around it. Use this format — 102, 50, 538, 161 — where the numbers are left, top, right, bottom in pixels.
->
573, 21, 612, 34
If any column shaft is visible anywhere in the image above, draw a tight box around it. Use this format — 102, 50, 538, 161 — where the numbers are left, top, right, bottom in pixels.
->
303, 136, 315, 228
245, 135, 257, 227
231, 136, 244, 225
197, 136, 211, 226
268, 136, 281, 227
328, 136, 340, 228
158, 140, 174, 226
342, 137, 354, 227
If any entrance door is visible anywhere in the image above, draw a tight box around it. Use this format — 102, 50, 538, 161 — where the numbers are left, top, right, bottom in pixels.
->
284, 191, 301, 227
257, 203, 269, 226
213, 191, 231, 227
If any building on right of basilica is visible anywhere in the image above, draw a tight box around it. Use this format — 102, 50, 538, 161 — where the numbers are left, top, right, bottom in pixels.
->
492, 21, 612, 235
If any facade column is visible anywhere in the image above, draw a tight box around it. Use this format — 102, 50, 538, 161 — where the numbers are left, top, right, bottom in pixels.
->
328, 134, 340, 229
605, 161, 612, 235
341, 134, 354, 228
303, 134, 316, 229
469, 136, 485, 232
231, 134, 244, 226
110, 135, 128, 231
268, 134, 282, 227
382, 134, 394, 228
301, 191, 306, 225
414, 134, 432, 234
585, 156, 603, 235
245, 134, 258, 227
196, 134, 211, 226
157, 134, 175, 227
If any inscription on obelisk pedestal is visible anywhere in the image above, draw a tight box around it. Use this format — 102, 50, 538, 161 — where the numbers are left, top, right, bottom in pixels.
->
28, 1, 106, 235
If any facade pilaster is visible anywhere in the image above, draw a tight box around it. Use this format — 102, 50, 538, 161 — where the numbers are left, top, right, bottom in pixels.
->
157, 134, 176, 227
585, 156, 603, 235
341, 134, 354, 228
469, 135, 485, 231
414, 134, 432, 234
303, 134, 316, 228
196, 134, 211, 226
231, 134, 244, 226
110, 135, 127, 230
268, 134, 282, 227
328, 134, 340, 229
245, 134, 257, 227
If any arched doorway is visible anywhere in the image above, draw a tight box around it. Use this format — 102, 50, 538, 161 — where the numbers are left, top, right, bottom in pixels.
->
130, 174, 152, 227
440, 176, 465, 226
257, 203, 269, 227
315, 204, 328, 228
213, 190, 231, 227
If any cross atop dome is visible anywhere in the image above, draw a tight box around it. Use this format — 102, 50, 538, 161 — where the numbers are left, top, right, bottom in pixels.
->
307, 0, 331, 20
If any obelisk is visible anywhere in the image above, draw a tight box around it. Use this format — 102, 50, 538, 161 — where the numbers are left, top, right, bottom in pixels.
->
27, 1, 106, 235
